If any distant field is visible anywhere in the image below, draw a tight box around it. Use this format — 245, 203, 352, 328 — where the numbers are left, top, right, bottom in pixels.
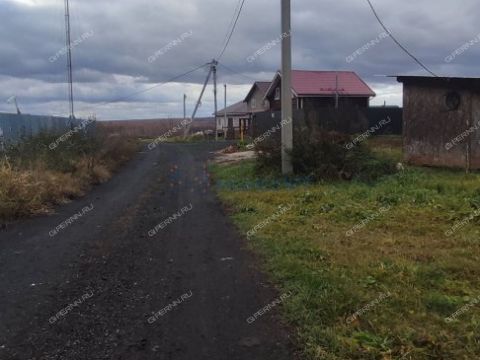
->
211, 136, 480, 359
98, 117, 215, 138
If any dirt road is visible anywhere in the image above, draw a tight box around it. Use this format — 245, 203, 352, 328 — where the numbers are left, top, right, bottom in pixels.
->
0, 143, 294, 360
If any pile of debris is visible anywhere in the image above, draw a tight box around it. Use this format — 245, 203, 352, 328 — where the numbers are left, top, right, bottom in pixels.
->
221, 144, 240, 154
212, 145, 256, 165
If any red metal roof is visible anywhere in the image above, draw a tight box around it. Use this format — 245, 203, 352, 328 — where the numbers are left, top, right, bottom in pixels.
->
285, 70, 375, 97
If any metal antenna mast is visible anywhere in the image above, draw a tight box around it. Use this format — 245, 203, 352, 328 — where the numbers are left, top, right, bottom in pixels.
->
64, 0, 75, 119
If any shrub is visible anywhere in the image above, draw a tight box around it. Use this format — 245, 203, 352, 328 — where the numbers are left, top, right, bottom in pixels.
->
255, 127, 396, 182
254, 138, 283, 175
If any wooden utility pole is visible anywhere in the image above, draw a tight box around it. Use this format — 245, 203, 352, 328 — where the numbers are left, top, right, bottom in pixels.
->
281, 0, 293, 174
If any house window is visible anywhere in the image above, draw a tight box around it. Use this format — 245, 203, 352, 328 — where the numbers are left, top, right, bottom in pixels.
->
274, 87, 281, 100
252, 98, 256, 109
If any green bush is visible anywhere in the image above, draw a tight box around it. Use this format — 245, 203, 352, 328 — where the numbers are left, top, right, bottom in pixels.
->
254, 138, 283, 175
255, 127, 397, 182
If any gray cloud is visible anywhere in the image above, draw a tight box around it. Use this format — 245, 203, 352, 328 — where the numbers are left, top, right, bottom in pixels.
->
1, 0, 479, 119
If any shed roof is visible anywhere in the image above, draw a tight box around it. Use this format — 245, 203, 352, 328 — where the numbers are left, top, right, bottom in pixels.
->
395, 75, 480, 91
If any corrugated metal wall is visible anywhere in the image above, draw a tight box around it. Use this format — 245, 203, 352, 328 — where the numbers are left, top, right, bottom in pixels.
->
0, 113, 91, 145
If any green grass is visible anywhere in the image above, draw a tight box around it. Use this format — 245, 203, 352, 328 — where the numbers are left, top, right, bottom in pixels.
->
210, 140, 480, 359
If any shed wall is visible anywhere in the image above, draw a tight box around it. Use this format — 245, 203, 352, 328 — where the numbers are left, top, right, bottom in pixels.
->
403, 85, 478, 169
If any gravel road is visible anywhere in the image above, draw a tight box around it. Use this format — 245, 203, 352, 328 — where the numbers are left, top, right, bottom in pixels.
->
0, 142, 295, 360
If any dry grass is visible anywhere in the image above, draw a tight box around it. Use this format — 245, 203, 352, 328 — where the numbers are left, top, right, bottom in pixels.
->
0, 133, 139, 221
0, 161, 83, 218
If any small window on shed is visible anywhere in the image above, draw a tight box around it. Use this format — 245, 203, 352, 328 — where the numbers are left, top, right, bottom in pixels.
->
445, 91, 461, 111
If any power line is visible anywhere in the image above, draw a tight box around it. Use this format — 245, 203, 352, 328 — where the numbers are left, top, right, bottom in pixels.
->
217, 0, 247, 61
88, 63, 209, 111
83, 0, 246, 117
365, 0, 438, 77
217, 62, 257, 82
218, 0, 243, 55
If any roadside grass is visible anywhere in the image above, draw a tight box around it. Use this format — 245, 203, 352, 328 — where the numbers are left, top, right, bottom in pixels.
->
0, 133, 139, 220
210, 142, 480, 359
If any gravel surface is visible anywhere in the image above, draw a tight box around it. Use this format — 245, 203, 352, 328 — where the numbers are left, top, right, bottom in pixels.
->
0, 142, 295, 360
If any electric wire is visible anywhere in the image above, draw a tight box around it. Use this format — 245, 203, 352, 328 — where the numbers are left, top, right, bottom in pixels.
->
366, 0, 438, 77
217, 0, 247, 61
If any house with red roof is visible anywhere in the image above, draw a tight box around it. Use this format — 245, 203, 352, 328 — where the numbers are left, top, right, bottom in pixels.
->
264, 70, 376, 112
215, 71, 378, 139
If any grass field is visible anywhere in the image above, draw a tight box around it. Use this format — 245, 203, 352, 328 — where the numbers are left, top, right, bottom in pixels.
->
98, 118, 214, 138
210, 136, 480, 359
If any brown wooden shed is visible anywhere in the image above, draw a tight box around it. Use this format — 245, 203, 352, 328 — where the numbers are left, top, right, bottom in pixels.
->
396, 76, 480, 170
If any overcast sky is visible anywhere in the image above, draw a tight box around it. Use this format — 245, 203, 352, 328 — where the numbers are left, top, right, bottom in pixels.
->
0, 0, 479, 120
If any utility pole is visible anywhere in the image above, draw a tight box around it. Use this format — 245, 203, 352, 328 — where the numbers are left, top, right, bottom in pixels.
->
64, 0, 75, 119
212, 59, 219, 141
281, 0, 293, 174
14, 97, 21, 115
183, 94, 187, 121
224, 84, 227, 140
184, 62, 214, 138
